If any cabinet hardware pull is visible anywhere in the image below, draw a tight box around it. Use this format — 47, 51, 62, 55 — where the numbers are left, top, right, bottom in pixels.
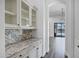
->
18, 24, 20, 26
37, 48, 39, 50
27, 56, 29, 58
77, 45, 79, 48
19, 55, 22, 57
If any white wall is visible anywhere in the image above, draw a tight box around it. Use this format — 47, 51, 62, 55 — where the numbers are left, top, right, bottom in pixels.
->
0, 0, 5, 57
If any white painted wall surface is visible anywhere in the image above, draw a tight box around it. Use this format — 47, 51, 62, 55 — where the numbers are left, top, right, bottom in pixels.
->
0, 0, 5, 57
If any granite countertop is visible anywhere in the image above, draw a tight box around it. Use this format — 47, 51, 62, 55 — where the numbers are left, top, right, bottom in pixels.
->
5, 38, 41, 57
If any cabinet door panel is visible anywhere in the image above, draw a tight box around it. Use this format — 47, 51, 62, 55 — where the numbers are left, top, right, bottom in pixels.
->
37, 40, 42, 58
29, 47, 37, 58
38, 45, 42, 58
74, 46, 79, 58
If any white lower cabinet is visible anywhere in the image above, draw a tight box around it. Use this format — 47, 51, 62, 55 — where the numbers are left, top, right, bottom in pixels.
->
10, 40, 42, 58
38, 45, 42, 58
29, 46, 37, 58
74, 40, 79, 58
29, 40, 42, 58
37, 40, 42, 58
11, 48, 29, 58
74, 45, 79, 58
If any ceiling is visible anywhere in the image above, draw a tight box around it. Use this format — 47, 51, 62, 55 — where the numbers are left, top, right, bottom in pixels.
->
48, 0, 66, 18
48, 0, 66, 5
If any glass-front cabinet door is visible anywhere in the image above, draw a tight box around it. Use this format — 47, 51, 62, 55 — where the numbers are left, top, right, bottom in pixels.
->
32, 9, 36, 28
5, 0, 17, 27
21, 0, 30, 27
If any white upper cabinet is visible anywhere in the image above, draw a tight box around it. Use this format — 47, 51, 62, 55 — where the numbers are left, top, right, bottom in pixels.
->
5, 0, 37, 29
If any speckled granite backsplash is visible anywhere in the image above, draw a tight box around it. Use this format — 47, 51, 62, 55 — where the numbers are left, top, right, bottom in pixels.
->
5, 29, 32, 46
21, 30, 32, 41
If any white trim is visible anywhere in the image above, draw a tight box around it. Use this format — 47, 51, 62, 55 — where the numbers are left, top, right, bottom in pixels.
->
0, 0, 5, 57
42, 0, 46, 56
47, 5, 49, 52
